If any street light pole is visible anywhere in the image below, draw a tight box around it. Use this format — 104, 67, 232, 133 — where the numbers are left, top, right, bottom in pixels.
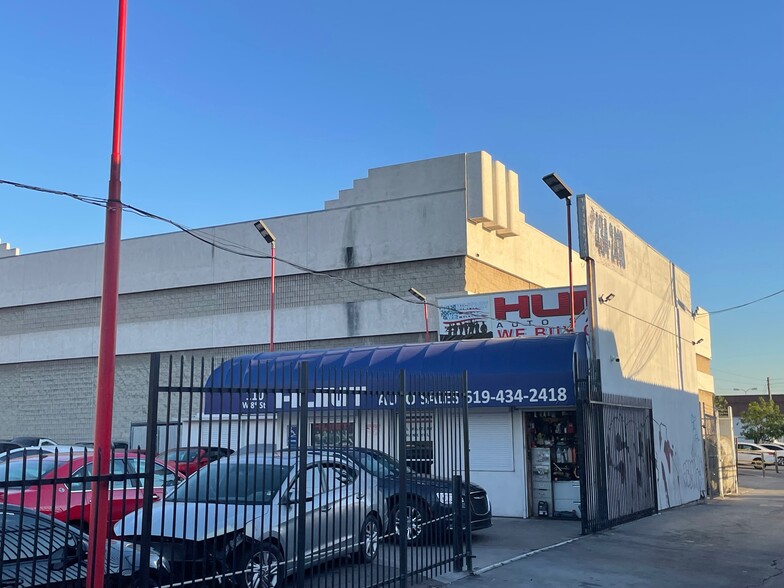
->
408, 288, 430, 342
254, 220, 277, 351
733, 387, 758, 396
542, 172, 576, 332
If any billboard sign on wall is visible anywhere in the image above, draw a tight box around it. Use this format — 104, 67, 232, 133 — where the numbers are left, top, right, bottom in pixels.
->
437, 286, 589, 341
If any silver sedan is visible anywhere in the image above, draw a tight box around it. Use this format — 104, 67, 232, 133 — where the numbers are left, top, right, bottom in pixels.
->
114, 451, 383, 588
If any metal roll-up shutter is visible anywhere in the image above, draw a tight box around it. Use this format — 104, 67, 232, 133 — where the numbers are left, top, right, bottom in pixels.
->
468, 411, 515, 471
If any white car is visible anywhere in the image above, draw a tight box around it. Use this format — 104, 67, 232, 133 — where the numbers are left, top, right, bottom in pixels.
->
736, 442, 777, 469
759, 442, 784, 467
0, 444, 85, 462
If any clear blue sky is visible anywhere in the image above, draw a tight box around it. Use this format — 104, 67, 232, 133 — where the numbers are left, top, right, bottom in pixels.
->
1, 2, 782, 396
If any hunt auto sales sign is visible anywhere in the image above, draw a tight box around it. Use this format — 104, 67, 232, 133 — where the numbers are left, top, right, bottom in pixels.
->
437, 286, 589, 341
211, 383, 575, 414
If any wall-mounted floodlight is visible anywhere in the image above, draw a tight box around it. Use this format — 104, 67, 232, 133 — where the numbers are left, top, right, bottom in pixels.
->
599, 293, 615, 304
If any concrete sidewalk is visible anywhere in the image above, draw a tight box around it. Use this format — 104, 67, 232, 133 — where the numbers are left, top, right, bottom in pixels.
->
436, 469, 784, 587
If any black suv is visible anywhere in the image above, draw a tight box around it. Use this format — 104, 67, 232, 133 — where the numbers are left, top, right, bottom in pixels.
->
290, 447, 492, 544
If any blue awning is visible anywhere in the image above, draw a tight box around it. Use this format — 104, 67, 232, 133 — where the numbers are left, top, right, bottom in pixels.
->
205, 333, 587, 413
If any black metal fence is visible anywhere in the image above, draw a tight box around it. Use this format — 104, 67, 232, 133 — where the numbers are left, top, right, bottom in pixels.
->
142, 353, 477, 588
0, 353, 479, 588
0, 445, 169, 586
576, 359, 658, 534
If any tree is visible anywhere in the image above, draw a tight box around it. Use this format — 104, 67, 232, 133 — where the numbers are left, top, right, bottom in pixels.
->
714, 395, 728, 413
740, 397, 784, 443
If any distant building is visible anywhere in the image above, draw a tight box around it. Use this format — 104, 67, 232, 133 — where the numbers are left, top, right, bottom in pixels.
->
719, 393, 784, 440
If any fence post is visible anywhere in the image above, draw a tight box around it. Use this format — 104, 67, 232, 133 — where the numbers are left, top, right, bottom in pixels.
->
139, 352, 161, 588
451, 474, 464, 572
648, 408, 659, 513
574, 354, 590, 535
460, 371, 473, 573
295, 362, 310, 588
398, 369, 408, 588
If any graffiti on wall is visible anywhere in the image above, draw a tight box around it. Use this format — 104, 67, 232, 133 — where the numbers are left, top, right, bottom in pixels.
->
604, 411, 649, 488
656, 416, 703, 508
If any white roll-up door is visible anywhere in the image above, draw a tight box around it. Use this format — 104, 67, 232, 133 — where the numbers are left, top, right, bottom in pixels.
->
200, 421, 232, 449
468, 411, 515, 471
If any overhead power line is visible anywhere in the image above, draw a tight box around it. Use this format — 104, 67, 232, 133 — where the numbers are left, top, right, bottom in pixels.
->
3, 178, 569, 329
694, 288, 784, 316
4, 177, 780, 322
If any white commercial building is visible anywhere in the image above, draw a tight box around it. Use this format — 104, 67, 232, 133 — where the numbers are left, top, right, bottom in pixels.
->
0, 151, 712, 518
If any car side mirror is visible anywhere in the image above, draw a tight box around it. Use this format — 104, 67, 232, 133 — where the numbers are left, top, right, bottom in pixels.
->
50, 543, 84, 571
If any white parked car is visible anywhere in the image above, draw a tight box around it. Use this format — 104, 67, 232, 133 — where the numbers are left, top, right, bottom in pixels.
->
0, 444, 85, 463
759, 442, 784, 466
736, 441, 777, 469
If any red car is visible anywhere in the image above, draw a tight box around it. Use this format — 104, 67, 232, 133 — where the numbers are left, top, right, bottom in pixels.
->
158, 446, 233, 476
0, 449, 182, 536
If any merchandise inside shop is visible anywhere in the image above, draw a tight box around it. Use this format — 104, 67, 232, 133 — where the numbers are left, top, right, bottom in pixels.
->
527, 410, 581, 519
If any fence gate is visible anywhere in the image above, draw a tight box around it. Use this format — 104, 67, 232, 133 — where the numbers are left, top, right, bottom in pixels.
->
576, 359, 658, 534
126, 353, 475, 588
702, 411, 721, 497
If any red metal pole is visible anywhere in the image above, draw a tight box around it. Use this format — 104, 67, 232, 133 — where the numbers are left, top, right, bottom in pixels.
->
87, 2, 126, 588
423, 301, 430, 342
269, 242, 276, 351
566, 197, 575, 332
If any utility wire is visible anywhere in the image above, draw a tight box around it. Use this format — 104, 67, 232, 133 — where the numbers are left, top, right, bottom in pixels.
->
8, 177, 775, 327
3, 178, 557, 326
694, 288, 784, 316
600, 300, 701, 346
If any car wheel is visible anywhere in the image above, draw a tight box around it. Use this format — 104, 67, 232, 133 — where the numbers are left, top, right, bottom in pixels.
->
392, 501, 431, 545
234, 542, 284, 588
356, 514, 380, 562
778, 456, 784, 467
752, 458, 763, 470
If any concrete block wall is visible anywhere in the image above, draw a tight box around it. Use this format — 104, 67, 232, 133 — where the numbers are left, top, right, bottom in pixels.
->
1, 257, 467, 365
0, 332, 424, 444
0, 357, 98, 443
465, 257, 539, 294
0, 254, 468, 442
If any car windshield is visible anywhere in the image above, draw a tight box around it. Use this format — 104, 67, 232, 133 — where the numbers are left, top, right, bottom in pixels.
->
162, 448, 199, 462
0, 455, 58, 482
349, 450, 414, 477
172, 462, 290, 504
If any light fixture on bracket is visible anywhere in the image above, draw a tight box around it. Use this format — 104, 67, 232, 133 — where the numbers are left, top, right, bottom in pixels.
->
692, 338, 704, 345
609, 355, 620, 363
408, 287, 430, 343
599, 293, 615, 304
